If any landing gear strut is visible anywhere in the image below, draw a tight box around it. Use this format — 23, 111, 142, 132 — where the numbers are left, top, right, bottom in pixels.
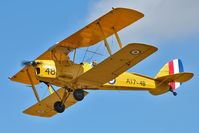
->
169, 87, 177, 96
53, 88, 71, 113
53, 88, 85, 113
73, 89, 84, 101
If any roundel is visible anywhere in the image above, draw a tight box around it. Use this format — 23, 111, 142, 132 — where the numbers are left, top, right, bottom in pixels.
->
130, 49, 141, 55
108, 79, 116, 85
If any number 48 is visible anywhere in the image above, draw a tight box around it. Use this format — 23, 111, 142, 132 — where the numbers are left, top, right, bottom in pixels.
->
45, 68, 56, 75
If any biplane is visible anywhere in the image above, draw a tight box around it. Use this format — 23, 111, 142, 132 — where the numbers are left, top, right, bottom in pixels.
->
10, 8, 194, 117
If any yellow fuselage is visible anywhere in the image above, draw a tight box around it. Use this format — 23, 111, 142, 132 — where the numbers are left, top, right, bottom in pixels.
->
33, 60, 169, 93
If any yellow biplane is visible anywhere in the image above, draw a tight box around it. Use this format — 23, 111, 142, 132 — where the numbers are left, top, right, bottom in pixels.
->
10, 8, 194, 117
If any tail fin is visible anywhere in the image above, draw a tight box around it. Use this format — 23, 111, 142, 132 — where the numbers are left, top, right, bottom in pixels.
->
150, 59, 193, 96
155, 59, 184, 90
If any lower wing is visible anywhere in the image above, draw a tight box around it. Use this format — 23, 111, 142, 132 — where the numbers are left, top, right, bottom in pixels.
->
23, 88, 88, 117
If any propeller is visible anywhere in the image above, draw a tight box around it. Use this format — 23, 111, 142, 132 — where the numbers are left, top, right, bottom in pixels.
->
22, 61, 41, 67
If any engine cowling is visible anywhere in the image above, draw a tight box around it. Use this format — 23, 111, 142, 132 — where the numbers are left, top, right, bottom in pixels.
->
34, 60, 57, 80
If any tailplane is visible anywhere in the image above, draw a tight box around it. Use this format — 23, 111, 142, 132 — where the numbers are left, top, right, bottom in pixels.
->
150, 59, 193, 96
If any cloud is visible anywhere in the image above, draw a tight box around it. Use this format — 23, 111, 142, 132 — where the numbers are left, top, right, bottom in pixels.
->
87, 0, 199, 44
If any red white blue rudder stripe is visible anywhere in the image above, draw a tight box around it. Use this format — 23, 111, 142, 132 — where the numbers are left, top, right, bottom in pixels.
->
168, 59, 184, 89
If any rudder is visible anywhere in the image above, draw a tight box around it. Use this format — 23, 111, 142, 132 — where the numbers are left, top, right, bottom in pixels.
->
155, 59, 184, 90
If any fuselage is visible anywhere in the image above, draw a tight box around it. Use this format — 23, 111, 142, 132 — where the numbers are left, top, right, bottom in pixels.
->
33, 59, 168, 92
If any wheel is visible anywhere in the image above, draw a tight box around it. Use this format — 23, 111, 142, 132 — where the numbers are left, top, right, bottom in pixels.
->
173, 92, 177, 96
54, 101, 65, 113
73, 89, 84, 101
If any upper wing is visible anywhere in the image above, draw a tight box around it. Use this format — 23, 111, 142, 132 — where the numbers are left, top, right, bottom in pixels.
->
10, 8, 143, 85
36, 8, 144, 61
23, 88, 88, 117
56, 8, 144, 48
73, 43, 158, 86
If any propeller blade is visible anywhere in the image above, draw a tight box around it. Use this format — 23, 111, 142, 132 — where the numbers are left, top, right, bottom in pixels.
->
21, 61, 41, 66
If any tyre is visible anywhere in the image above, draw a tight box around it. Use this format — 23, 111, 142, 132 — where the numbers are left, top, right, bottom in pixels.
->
54, 101, 65, 113
73, 89, 84, 101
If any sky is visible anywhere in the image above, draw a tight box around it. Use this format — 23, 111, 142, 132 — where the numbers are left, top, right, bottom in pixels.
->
0, 0, 199, 133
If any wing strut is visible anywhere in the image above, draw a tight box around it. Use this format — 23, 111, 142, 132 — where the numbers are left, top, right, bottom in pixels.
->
73, 48, 76, 63
26, 67, 40, 102
97, 22, 112, 55
97, 23, 124, 55
113, 27, 123, 49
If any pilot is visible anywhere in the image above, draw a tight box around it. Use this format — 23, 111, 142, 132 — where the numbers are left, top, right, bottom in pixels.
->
91, 60, 97, 67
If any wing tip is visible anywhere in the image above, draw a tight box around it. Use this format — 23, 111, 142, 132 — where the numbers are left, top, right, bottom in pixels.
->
128, 43, 158, 52
113, 7, 144, 17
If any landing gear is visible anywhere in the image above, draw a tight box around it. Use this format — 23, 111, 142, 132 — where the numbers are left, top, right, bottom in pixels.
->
54, 101, 65, 113
53, 88, 85, 113
73, 89, 84, 101
169, 87, 177, 96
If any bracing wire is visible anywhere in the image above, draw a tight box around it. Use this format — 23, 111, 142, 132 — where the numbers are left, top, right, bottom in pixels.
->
76, 47, 89, 77
40, 83, 49, 99
86, 43, 102, 63
76, 42, 103, 77
81, 47, 89, 63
